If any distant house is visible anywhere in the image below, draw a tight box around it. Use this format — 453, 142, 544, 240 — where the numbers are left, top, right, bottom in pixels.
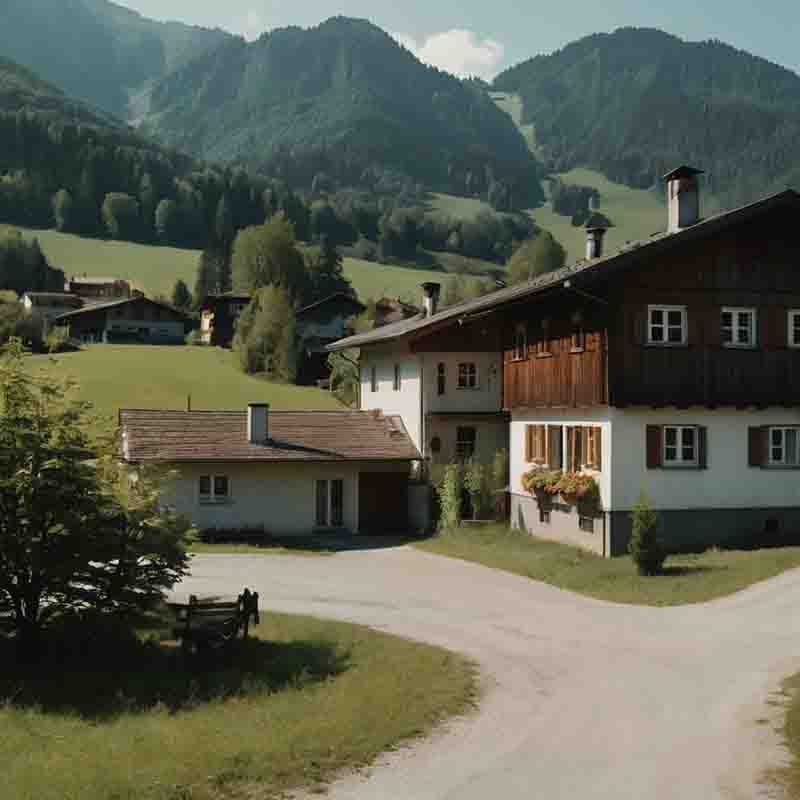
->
66, 276, 133, 302
198, 293, 252, 347
374, 297, 421, 328
21, 292, 83, 332
55, 295, 188, 344
120, 405, 421, 535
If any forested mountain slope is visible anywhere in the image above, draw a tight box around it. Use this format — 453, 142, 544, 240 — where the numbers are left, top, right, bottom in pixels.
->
0, 0, 230, 117
144, 17, 545, 208
494, 28, 800, 206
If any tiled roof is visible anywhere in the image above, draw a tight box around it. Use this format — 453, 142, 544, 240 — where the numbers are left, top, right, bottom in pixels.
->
329, 189, 800, 351
55, 295, 188, 322
120, 409, 421, 463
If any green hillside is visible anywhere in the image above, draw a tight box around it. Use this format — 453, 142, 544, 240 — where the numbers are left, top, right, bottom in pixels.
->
144, 17, 544, 206
18, 227, 454, 303
494, 27, 800, 206
1, 0, 230, 116
26, 346, 342, 420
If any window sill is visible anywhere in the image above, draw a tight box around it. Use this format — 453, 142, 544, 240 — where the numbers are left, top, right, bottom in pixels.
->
569, 348, 585, 355
722, 344, 758, 350
645, 342, 688, 348
456, 386, 480, 391
658, 465, 701, 470
536, 352, 553, 359
761, 465, 800, 470
199, 498, 234, 506
510, 357, 528, 363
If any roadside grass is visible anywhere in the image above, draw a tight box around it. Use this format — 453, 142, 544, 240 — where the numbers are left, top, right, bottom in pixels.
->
189, 542, 332, 556
416, 525, 800, 606
768, 673, 800, 797
0, 612, 476, 800
25, 345, 342, 421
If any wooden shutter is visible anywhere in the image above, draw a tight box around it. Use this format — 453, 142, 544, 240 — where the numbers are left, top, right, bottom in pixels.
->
697, 426, 708, 469
566, 427, 575, 471
580, 427, 590, 469
548, 425, 563, 469
646, 425, 663, 469
748, 426, 768, 468
525, 425, 532, 463
591, 426, 603, 471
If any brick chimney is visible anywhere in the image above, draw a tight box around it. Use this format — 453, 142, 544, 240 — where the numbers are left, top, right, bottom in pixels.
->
664, 166, 704, 233
421, 282, 441, 318
247, 403, 269, 443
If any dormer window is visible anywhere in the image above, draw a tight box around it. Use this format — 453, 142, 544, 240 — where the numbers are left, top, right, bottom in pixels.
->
648, 305, 687, 346
512, 324, 527, 361
722, 307, 756, 348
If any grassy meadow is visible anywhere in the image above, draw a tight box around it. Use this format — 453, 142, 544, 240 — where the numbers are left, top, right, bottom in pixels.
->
17, 227, 457, 304
0, 612, 476, 800
417, 526, 800, 607
26, 345, 342, 421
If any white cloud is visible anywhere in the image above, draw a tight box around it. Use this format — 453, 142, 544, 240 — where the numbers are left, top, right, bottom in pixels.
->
237, 9, 266, 41
392, 29, 506, 80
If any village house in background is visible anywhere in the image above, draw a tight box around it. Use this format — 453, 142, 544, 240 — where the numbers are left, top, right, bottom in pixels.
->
120, 405, 422, 535
373, 297, 421, 328
331, 168, 800, 557
65, 275, 134, 302
55, 295, 188, 344
329, 282, 509, 470
20, 291, 83, 332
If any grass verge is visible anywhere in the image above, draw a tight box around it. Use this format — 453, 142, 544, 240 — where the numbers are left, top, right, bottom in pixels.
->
768, 673, 800, 797
416, 525, 800, 606
0, 612, 476, 800
189, 541, 332, 556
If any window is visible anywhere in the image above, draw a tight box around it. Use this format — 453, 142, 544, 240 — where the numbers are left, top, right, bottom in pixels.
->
525, 425, 547, 465
579, 516, 596, 534
769, 428, 800, 466
315, 479, 344, 527
512, 324, 527, 361
536, 319, 552, 357
456, 427, 476, 460
370, 365, 377, 393
199, 474, 230, 504
647, 425, 707, 469
571, 327, 585, 353
788, 311, 800, 348
722, 307, 756, 347
457, 363, 478, 390
648, 305, 687, 346
393, 364, 401, 391
437, 363, 446, 396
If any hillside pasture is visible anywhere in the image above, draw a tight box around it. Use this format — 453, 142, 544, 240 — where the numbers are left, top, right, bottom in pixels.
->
26, 345, 342, 422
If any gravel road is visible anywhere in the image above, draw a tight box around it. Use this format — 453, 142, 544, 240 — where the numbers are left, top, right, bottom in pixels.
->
176, 546, 800, 799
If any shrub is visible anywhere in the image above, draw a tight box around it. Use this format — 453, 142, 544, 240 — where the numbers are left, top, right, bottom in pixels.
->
489, 448, 509, 519
463, 459, 488, 520
436, 463, 462, 532
45, 325, 71, 353
629, 493, 665, 576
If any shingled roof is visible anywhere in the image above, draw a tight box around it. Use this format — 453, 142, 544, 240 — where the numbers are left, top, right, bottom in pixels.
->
120, 409, 421, 463
329, 189, 800, 351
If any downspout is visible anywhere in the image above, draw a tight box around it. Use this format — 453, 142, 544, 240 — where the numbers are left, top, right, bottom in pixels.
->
419, 355, 426, 477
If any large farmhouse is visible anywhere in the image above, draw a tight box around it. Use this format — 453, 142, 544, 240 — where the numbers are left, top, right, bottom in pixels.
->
331, 169, 800, 556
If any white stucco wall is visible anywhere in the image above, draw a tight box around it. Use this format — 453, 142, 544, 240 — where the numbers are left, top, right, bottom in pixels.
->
360, 343, 423, 452
428, 417, 508, 467
510, 409, 613, 510
421, 352, 503, 415
610, 407, 800, 511
162, 462, 361, 534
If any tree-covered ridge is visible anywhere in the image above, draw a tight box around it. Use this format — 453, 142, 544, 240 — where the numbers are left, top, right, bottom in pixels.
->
493, 27, 800, 206
0, 0, 231, 117
144, 17, 545, 209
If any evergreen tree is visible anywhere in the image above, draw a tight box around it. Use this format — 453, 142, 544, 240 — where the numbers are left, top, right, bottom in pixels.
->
305, 236, 351, 302
52, 188, 74, 233
155, 198, 180, 244
194, 247, 221, 304
171, 279, 192, 311
102, 193, 140, 241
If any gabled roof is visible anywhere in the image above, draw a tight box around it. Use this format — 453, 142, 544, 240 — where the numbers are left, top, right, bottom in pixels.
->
329, 189, 800, 351
120, 409, 421, 463
55, 295, 188, 322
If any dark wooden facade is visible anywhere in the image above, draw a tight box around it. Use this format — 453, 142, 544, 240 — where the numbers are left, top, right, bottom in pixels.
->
502, 205, 800, 411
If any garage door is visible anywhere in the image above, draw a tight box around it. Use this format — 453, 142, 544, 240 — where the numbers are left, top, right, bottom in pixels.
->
359, 472, 409, 534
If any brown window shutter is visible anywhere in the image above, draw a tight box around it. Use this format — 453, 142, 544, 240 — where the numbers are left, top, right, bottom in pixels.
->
566, 427, 575, 472
646, 425, 663, 469
548, 425, 563, 469
580, 427, 590, 469
525, 425, 532, 463
697, 426, 708, 469
748, 426, 767, 468
593, 426, 603, 470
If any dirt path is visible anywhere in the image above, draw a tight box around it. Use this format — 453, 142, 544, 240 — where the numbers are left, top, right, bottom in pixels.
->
177, 547, 800, 799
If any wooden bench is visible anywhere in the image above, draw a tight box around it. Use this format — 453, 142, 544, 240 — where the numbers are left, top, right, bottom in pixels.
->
170, 588, 260, 653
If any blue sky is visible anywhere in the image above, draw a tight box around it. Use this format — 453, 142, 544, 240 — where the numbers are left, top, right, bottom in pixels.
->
117, 0, 800, 80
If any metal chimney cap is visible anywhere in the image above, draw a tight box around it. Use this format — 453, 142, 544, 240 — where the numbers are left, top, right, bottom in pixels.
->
662, 165, 705, 181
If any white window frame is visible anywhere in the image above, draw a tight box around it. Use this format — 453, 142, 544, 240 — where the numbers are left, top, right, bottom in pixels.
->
512, 324, 527, 361
315, 478, 345, 528
768, 427, 800, 467
199, 474, 231, 504
457, 362, 479, 390
788, 310, 800, 349
647, 305, 688, 346
721, 307, 757, 348
662, 425, 698, 467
